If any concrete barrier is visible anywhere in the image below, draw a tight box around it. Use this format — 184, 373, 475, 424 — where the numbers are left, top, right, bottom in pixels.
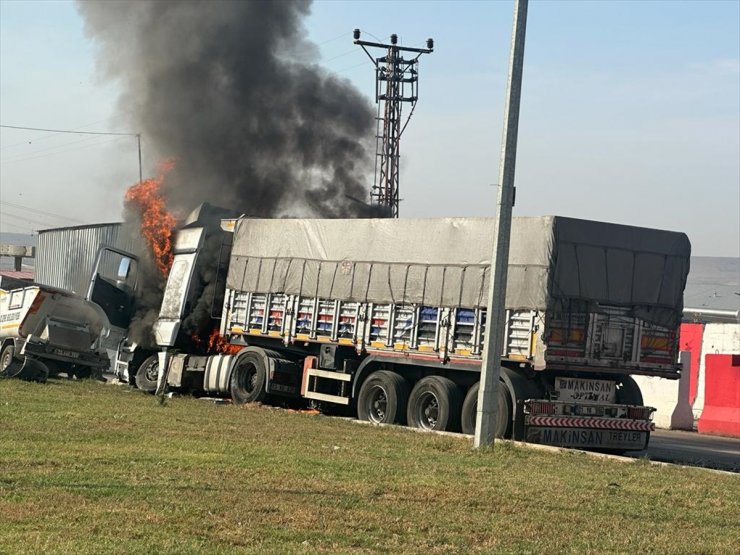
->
679, 323, 704, 405
634, 352, 693, 430
697, 354, 740, 437
692, 323, 740, 420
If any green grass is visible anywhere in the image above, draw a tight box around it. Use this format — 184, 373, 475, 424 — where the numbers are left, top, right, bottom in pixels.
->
1, 379, 738, 554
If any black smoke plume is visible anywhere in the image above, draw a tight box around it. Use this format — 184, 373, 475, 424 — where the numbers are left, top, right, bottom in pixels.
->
79, 0, 374, 217
79, 0, 377, 347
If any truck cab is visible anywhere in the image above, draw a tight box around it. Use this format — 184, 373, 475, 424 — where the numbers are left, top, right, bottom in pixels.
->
0, 246, 137, 381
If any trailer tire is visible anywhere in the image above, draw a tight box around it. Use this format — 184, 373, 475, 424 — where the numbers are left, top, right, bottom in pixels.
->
407, 376, 462, 432
616, 376, 644, 406
0, 343, 15, 376
135, 355, 159, 394
230, 352, 267, 405
357, 370, 410, 425
71, 366, 94, 380
460, 381, 513, 438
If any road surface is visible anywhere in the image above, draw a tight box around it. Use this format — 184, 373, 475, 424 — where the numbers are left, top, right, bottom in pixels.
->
632, 429, 740, 472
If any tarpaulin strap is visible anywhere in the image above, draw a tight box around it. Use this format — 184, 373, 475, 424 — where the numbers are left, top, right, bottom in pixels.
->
268, 258, 278, 291
280, 259, 292, 292
457, 266, 466, 307
348, 260, 355, 298
327, 261, 339, 299
364, 263, 373, 303
402, 264, 410, 306
255, 258, 264, 291
239, 256, 249, 291
421, 266, 429, 307
314, 262, 322, 299
387, 264, 395, 304
476, 266, 488, 309
298, 259, 307, 298
439, 266, 447, 307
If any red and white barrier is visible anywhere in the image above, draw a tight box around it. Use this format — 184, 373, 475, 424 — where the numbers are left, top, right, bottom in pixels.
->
634, 322, 739, 435
692, 323, 740, 422
634, 351, 693, 430
697, 354, 740, 437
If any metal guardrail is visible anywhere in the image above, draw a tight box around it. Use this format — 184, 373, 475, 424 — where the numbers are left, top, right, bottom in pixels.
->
683, 307, 740, 323
0, 244, 35, 271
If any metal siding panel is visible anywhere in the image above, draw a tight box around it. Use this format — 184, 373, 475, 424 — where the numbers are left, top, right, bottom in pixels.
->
35, 223, 138, 295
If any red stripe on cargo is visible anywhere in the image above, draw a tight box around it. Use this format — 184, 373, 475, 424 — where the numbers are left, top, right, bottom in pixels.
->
697, 354, 740, 438
527, 416, 655, 431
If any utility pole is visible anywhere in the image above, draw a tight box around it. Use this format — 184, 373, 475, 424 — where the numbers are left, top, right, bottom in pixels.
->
354, 30, 433, 217
137, 134, 143, 184
475, 0, 529, 448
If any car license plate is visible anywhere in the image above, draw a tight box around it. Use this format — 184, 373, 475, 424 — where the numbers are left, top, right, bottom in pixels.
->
527, 427, 647, 450
54, 349, 80, 359
555, 377, 616, 403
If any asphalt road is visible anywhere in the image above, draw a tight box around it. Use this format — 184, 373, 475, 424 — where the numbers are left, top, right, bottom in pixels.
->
631, 429, 740, 472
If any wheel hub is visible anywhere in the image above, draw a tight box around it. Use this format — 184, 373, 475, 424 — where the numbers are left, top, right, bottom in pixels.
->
418, 392, 439, 430
145, 363, 159, 382
368, 385, 388, 423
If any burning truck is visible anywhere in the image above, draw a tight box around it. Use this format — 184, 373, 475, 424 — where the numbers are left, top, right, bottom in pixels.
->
119, 214, 690, 452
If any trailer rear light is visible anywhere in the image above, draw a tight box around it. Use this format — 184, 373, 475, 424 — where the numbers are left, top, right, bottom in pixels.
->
640, 331, 677, 365
528, 401, 555, 415
627, 406, 653, 420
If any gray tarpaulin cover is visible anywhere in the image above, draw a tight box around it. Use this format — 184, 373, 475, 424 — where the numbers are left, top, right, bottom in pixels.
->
226, 216, 691, 328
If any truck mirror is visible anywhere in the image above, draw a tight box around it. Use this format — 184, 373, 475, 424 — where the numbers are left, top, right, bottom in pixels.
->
117, 258, 131, 281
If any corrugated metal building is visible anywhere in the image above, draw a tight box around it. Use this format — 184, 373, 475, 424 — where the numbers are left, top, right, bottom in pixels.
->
35, 223, 139, 295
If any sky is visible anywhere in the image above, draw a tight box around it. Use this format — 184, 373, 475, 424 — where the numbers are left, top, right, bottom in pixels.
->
0, 0, 738, 256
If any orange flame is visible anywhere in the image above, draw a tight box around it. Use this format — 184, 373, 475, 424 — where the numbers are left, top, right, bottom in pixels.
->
207, 328, 242, 355
125, 159, 177, 276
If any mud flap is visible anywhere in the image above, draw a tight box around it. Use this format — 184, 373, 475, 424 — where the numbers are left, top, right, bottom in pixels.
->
2, 357, 49, 382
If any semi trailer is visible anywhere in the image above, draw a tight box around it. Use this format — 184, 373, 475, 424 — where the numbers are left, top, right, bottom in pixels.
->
132, 215, 690, 451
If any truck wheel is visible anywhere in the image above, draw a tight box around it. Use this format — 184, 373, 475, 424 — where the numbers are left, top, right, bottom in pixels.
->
135, 355, 159, 394
407, 376, 462, 432
460, 381, 513, 438
612, 376, 648, 454
71, 366, 93, 380
0, 343, 15, 375
230, 352, 267, 404
357, 370, 410, 425
616, 376, 644, 405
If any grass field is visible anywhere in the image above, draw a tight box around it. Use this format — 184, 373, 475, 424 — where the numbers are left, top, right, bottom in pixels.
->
1, 379, 738, 554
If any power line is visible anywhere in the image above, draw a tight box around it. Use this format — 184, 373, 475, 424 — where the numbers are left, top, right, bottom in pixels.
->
1, 123, 143, 182
1, 134, 112, 163
0, 117, 115, 150
1, 210, 59, 230
0, 221, 36, 234
336, 59, 375, 73
0, 124, 138, 137
0, 200, 84, 224
316, 31, 353, 47
0, 135, 126, 165
324, 48, 363, 63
